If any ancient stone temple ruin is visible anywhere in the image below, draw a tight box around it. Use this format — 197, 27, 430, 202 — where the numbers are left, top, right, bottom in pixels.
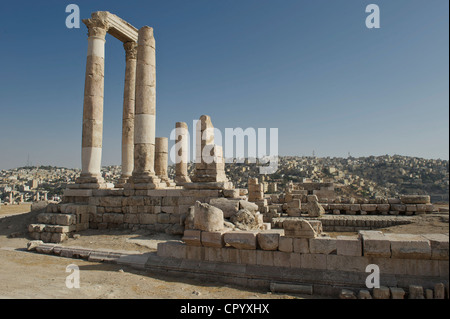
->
29, 11, 243, 242
27, 11, 448, 298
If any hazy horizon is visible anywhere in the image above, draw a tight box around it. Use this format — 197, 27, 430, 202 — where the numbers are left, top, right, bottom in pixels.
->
2, 152, 448, 172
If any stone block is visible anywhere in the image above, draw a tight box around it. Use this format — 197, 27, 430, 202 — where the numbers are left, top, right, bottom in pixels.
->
390, 204, 406, 212
182, 230, 202, 246
290, 253, 302, 268
193, 201, 224, 232
377, 204, 390, 212
336, 235, 362, 257
390, 287, 405, 299
425, 289, 434, 299
257, 231, 281, 251
239, 249, 257, 265
124, 214, 139, 224
373, 286, 390, 299
400, 195, 430, 204
386, 234, 431, 259
404, 259, 440, 277
256, 250, 274, 266
223, 189, 241, 198
358, 290, 372, 299
300, 253, 327, 270
270, 282, 313, 295
222, 248, 240, 263
278, 236, 293, 253
186, 245, 204, 261
421, 234, 449, 260
201, 231, 227, 248
239, 200, 259, 213
157, 213, 171, 224
139, 214, 157, 225
408, 285, 424, 299
99, 197, 122, 207
309, 237, 337, 255
361, 204, 377, 212
388, 198, 401, 204
157, 241, 187, 259
204, 247, 222, 262
359, 230, 391, 258
283, 219, 317, 238
326, 255, 369, 272
209, 198, 239, 218
51, 233, 68, 243
293, 238, 310, 254
339, 289, 357, 299
224, 231, 257, 250
273, 251, 291, 268
434, 283, 445, 299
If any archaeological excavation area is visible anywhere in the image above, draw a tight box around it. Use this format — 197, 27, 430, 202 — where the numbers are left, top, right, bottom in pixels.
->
25, 11, 448, 299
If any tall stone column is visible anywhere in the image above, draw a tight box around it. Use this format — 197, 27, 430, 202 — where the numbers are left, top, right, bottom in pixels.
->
187, 115, 232, 190
76, 15, 109, 186
155, 137, 174, 186
174, 122, 191, 185
128, 26, 160, 189
116, 41, 137, 188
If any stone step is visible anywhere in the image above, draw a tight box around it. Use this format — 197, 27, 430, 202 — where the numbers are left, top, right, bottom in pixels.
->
37, 212, 77, 226
28, 223, 79, 243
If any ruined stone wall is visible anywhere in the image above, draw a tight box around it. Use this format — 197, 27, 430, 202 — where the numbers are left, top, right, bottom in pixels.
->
29, 188, 244, 242
158, 225, 449, 292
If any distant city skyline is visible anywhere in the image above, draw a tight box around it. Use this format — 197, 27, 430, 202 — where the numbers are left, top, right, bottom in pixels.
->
0, 0, 448, 170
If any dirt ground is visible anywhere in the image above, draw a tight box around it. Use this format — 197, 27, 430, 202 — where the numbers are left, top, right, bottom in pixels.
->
0, 205, 307, 299
0, 203, 448, 299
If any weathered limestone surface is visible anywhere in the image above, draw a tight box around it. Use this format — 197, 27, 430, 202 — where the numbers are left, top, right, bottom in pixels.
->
193, 201, 224, 232
359, 230, 391, 258
209, 198, 239, 218
77, 14, 109, 186
408, 285, 425, 299
400, 195, 431, 204
283, 219, 318, 238
201, 231, 227, 248
336, 235, 362, 257
189, 115, 230, 188
309, 237, 337, 255
154, 137, 174, 186
385, 234, 431, 259
421, 234, 449, 260
224, 231, 257, 250
117, 41, 137, 187
230, 209, 263, 231
128, 26, 160, 189
390, 287, 406, 299
182, 230, 202, 246
174, 122, 191, 185
257, 230, 284, 251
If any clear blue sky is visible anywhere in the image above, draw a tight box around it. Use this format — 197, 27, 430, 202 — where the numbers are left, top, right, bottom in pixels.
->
0, 0, 448, 170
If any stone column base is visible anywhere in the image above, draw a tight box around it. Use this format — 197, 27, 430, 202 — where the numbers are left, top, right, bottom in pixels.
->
71, 175, 113, 190
159, 177, 177, 188
115, 176, 131, 188
174, 175, 191, 186
125, 174, 162, 190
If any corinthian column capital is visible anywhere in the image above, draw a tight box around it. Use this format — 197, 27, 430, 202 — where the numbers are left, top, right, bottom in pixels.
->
83, 16, 109, 39
123, 41, 138, 60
